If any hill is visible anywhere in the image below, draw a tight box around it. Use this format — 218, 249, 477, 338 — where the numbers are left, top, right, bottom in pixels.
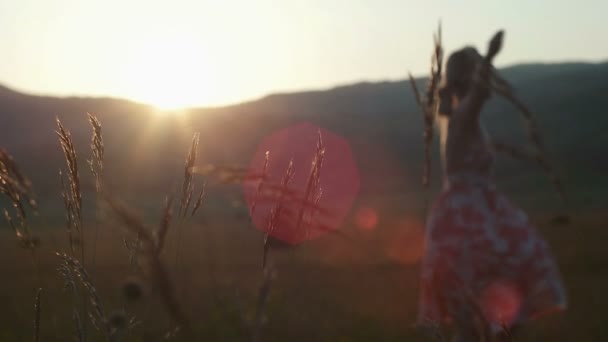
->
1, 61, 607, 219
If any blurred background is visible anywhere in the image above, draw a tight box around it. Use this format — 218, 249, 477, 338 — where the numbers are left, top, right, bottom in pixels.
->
0, 1, 607, 340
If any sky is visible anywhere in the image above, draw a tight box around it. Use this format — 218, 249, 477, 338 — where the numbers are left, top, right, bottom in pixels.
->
1, 0, 607, 109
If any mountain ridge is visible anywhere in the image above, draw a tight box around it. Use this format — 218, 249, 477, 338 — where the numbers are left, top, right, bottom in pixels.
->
1, 61, 607, 214
1, 60, 607, 110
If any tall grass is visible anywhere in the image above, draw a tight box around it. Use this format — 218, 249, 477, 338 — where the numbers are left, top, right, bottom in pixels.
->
57, 117, 85, 263
0, 148, 41, 283
105, 197, 189, 331
33, 288, 42, 342
88, 112, 105, 277
174, 133, 201, 276
57, 252, 111, 338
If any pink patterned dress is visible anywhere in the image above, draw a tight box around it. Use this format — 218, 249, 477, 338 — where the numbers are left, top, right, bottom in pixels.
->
417, 110, 567, 331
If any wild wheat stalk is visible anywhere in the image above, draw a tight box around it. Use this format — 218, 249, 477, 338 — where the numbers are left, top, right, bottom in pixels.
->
57, 252, 110, 338
156, 195, 174, 254
174, 132, 201, 277
33, 288, 42, 342
251, 266, 276, 342
59, 170, 76, 256
0, 148, 37, 213
58, 259, 86, 342
56, 117, 85, 263
250, 151, 270, 219
73, 307, 85, 342
87, 113, 105, 277
179, 133, 200, 217
408, 21, 443, 189
263, 159, 295, 269
87, 113, 104, 193
190, 182, 206, 217
0, 148, 38, 246
294, 130, 325, 241
1, 148, 41, 284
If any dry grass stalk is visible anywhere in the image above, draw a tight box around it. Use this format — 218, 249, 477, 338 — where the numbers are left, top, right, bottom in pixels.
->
183, 188, 194, 219
1, 149, 41, 285
3, 208, 38, 250
0, 148, 37, 211
105, 197, 189, 329
87, 112, 104, 193
56, 118, 82, 216
190, 182, 206, 217
294, 130, 325, 241
33, 288, 42, 342
59, 170, 77, 256
244, 148, 331, 228
179, 132, 200, 217
262, 159, 295, 268
156, 195, 174, 254
173, 133, 202, 281
57, 252, 110, 337
59, 261, 86, 342
251, 266, 276, 342
250, 151, 270, 218
237, 142, 341, 251
408, 21, 443, 188
73, 310, 84, 342
88, 113, 105, 277
0, 148, 38, 249
123, 235, 143, 271
56, 117, 85, 262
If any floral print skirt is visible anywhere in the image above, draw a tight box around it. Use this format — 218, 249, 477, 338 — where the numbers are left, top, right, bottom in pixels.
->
417, 179, 567, 331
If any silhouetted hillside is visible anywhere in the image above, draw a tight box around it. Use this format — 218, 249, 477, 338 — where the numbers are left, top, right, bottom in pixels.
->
1, 61, 607, 216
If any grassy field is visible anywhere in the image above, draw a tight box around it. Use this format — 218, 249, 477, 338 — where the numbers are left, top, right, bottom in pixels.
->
0, 202, 605, 341
1, 109, 605, 341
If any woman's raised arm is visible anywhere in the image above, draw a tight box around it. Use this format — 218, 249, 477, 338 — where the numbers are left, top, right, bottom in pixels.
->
454, 31, 504, 124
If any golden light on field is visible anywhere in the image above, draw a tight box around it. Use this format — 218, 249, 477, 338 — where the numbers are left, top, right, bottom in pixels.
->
119, 33, 222, 111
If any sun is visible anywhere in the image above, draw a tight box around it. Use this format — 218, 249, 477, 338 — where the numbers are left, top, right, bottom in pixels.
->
120, 34, 221, 111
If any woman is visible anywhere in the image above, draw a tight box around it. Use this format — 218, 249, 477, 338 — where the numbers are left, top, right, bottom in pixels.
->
417, 46, 567, 341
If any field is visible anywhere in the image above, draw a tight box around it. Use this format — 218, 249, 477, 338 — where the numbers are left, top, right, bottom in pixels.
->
1, 58, 607, 341
0, 186, 605, 341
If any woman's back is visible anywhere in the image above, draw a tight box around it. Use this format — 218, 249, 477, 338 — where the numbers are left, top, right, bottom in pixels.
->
441, 101, 495, 187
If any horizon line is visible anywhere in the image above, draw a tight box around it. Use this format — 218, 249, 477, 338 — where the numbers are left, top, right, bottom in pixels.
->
1, 58, 606, 111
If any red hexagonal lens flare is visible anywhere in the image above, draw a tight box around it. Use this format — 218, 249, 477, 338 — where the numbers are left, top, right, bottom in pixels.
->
243, 122, 360, 245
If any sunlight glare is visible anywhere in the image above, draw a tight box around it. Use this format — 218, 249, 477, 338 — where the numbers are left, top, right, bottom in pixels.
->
120, 33, 221, 111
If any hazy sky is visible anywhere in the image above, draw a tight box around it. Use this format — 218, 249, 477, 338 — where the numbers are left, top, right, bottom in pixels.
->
1, 0, 606, 108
